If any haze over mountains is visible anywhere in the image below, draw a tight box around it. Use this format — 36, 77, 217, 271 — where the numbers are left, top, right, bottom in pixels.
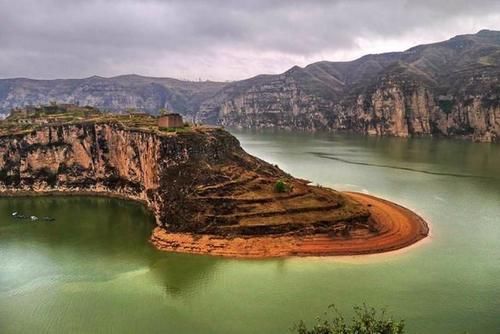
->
1, 30, 499, 141
0, 75, 225, 120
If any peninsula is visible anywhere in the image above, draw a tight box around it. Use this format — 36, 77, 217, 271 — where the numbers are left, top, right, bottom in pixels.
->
0, 105, 428, 257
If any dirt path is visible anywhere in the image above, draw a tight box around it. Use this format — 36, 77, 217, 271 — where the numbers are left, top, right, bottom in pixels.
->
150, 192, 429, 258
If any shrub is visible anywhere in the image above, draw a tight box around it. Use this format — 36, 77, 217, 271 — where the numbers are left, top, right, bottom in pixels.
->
438, 100, 454, 114
274, 180, 288, 193
292, 304, 405, 334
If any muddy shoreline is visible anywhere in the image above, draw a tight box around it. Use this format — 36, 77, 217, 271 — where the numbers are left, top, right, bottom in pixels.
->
150, 191, 430, 258
0, 189, 429, 258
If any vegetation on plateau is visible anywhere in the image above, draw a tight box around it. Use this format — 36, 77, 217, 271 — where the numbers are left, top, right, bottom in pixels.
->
159, 125, 191, 133
292, 304, 405, 334
1, 103, 197, 136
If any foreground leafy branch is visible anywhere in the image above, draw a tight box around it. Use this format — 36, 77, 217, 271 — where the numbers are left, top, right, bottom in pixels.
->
292, 304, 405, 334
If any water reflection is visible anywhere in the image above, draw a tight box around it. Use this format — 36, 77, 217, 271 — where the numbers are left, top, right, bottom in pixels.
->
148, 254, 220, 297
0, 195, 225, 302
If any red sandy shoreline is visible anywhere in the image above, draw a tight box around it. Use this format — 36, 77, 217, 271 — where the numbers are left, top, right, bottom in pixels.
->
150, 192, 430, 258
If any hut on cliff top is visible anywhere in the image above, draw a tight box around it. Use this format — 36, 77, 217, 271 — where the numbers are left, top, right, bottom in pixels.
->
158, 113, 183, 128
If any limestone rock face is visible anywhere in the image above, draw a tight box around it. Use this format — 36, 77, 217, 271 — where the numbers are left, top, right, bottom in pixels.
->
198, 74, 500, 142
0, 123, 243, 226
197, 73, 333, 131
334, 80, 500, 142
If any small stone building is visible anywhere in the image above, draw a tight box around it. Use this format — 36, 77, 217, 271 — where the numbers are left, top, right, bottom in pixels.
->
158, 113, 183, 128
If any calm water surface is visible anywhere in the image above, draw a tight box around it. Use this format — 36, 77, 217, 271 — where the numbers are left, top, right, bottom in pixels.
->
1, 130, 499, 334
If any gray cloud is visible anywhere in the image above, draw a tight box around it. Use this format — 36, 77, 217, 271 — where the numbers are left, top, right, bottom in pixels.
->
0, 0, 499, 81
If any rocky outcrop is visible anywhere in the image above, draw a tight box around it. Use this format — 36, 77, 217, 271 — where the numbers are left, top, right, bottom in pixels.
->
335, 79, 500, 142
0, 122, 247, 227
197, 73, 335, 130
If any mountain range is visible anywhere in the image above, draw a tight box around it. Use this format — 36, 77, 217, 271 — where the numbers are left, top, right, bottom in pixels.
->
1, 30, 499, 141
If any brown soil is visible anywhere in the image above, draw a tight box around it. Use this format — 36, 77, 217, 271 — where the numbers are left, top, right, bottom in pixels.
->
150, 191, 429, 258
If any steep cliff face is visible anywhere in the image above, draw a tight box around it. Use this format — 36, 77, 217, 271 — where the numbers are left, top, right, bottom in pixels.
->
334, 79, 500, 142
197, 72, 334, 130
0, 123, 246, 226
200, 74, 500, 142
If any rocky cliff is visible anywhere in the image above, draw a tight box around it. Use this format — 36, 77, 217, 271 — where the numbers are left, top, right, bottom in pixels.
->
1, 30, 498, 142
0, 121, 231, 226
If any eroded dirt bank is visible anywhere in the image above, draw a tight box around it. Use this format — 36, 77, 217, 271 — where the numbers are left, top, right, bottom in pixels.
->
150, 191, 429, 258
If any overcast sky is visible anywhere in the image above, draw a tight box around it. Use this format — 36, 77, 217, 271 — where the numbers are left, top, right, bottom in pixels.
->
1, 0, 500, 81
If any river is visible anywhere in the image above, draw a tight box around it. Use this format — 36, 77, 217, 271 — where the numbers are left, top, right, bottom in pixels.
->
0, 129, 499, 333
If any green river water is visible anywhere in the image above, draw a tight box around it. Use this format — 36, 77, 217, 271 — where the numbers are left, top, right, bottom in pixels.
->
0, 130, 499, 333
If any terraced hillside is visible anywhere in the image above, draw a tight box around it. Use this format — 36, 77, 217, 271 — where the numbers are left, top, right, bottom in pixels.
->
179, 163, 370, 236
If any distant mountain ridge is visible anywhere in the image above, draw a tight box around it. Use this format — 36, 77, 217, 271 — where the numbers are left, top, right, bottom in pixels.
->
0, 74, 226, 120
1, 30, 499, 141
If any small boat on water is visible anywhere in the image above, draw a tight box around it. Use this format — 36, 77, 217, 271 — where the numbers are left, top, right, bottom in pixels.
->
10, 212, 55, 222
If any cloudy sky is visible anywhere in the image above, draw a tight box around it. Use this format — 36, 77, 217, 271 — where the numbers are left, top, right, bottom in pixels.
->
1, 0, 500, 81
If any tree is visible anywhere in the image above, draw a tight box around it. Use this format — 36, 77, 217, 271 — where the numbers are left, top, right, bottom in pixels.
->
292, 304, 405, 334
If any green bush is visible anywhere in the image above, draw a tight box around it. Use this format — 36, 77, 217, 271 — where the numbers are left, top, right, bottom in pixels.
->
438, 100, 454, 114
274, 180, 288, 193
292, 304, 405, 334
